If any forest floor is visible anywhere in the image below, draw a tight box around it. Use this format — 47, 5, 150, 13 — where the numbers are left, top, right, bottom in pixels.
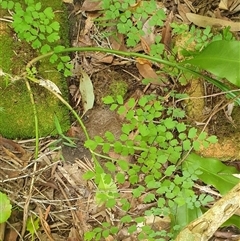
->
0, 0, 240, 240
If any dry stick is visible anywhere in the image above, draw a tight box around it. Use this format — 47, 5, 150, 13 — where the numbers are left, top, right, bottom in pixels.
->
24, 79, 39, 158
57, 180, 82, 238
21, 161, 37, 237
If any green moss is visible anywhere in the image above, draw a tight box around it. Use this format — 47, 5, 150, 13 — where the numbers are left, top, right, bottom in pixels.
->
0, 0, 70, 138
108, 80, 128, 99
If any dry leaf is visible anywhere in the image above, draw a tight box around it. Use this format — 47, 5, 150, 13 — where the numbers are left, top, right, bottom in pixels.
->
81, 0, 102, 11
161, 11, 174, 50
136, 62, 165, 86
219, 0, 228, 10
39, 79, 62, 95
83, 14, 95, 35
62, 0, 73, 3
141, 18, 155, 53
186, 13, 240, 31
79, 69, 95, 114
177, 2, 191, 23
110, 33, 125, 51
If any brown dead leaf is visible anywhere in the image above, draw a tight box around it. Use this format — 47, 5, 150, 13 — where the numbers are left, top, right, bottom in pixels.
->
161, 11, 174, 50
39, 206, 55, 241
145, 214, 171, 230
83, 14, 94, 35
219, 0, 228, 10
105, 235, 114, 241
58, 163, 87, 188
62, 0, 73, 3
3, 223, 21, 241
219, 0, 240, 13
177, 2, 191, 23
136, 57, 151, 65
109, 151, 131, 163
0, 137, 31, 166
186, 13, 240, 31
92, 52, 114, 64
110, 33, 125, 51
230, 0, 240, 13
68, 227, 83, 241
140, 36, 151, 54
141, 18, 155, 53
136, 62, 165, 86
81, 0, 102, 11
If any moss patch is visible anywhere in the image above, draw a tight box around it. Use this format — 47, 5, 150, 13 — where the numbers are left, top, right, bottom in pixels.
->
107, 80, 128, 99
0, 1, 70, 138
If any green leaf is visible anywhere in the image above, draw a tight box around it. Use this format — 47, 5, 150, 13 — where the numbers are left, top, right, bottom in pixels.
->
116, 172, 125, 184
26, 215, 40, 235
35, 2, 41, 11
164, 165, 176, 176
184, 153, 239, 195
83, 170, 95, 180
0, 192, 12, 223
143, 193, 155, 203
183, 40, 240, 86
170, 203, 202, 231
103, 95, 115, 104
84, 231, 95, 241
163, 118, 176, 129
43, 7, 54, 19
95, 173, 117, 205
188, 127, 197, 139
121, 215, 132, 223
84, 139, 98, 150
49, 21, 60, 31
117, 159, 129, 171
206, 135, 218, 143
40, 44, 51, 54
105, 131, 115, 142
47, 32, 59, 42
105, 161, 116, 172
116, 95, 123, 104
106, 198, 116, 208
176, 122, 186, 132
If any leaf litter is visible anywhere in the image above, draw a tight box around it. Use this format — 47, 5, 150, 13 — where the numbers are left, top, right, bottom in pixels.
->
1, 0, 240, 240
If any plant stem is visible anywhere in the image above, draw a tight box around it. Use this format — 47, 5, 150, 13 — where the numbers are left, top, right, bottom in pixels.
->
26, 47, 240, 104
24, 79, 39, 159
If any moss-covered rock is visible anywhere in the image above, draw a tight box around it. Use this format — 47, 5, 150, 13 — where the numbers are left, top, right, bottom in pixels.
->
0, 0, 70, 138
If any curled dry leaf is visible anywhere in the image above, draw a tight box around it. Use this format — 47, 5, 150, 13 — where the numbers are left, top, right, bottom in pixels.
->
39, 79, 62, 95
186, 13, 240, 31
136, 58, 165, 86
161, 11, 174, 50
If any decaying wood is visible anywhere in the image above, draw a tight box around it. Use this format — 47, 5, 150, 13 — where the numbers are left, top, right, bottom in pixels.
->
175, 182, 240, 241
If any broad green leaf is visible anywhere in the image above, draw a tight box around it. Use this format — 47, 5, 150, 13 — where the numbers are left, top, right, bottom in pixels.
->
184, 153, 239, 194
170, 203, 202, 233
0, 192, 12, 223
183, 40, 240, 86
